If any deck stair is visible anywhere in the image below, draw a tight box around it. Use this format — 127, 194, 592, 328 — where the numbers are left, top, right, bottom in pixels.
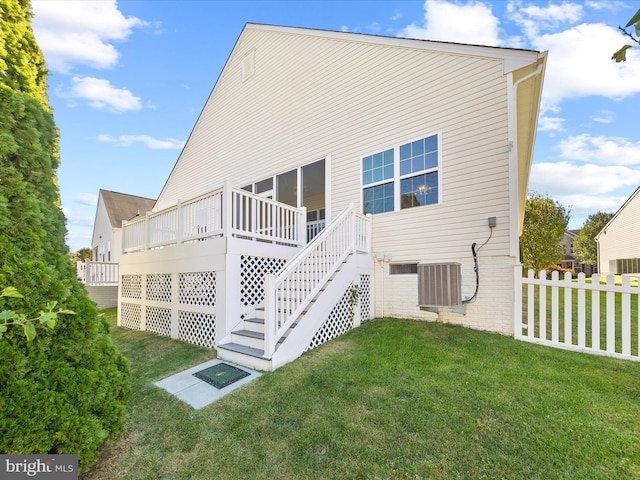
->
217, 203, 371, 371
217, 257, 352, 371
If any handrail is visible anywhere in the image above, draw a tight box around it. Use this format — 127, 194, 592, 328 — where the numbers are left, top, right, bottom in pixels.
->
263, 203, 371, 356
122, 182, 306, 252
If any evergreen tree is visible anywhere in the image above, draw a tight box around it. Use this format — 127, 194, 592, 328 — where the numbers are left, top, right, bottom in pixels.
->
520, 193, 570, 272
0, 0, 130, 471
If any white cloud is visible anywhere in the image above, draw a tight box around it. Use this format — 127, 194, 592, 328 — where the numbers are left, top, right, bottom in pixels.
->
75, 193, 98, 206
591, 110, 614, 123
507, 1, 584, 39
31, 0, 147, 73
557, 134, 640, 166
538, 115, 565, 132
555, 193, 626, 215
529, 161, 640, 195
399, 0, 502, 46
98, 134, 185, 150
68, 77, 142, 112
533, 23, 640, 108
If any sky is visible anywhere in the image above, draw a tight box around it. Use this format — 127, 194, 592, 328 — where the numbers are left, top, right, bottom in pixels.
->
28, 0, 640, 252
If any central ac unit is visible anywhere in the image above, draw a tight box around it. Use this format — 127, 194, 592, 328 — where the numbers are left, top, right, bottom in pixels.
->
418, 262, 461, 307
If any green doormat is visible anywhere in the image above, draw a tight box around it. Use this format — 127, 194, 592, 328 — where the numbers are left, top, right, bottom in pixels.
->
193, 363, 251, 389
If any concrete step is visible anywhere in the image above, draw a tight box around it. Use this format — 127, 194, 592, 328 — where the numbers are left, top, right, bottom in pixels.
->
217, 343, 272, 371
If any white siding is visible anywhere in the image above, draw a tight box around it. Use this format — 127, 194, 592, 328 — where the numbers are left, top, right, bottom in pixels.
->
155, 26, 541, 335
91, 195, 114, 262
598, 189, 640, 274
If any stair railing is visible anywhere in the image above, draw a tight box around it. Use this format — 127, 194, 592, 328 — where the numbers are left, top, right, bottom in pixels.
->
263, 203, 370, 357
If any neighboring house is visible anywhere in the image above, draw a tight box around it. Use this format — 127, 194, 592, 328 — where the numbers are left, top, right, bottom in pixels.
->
117, 24, 547, 371
596, 186, 640, 275
558, 229, 596, 275
79, 189, 155, 308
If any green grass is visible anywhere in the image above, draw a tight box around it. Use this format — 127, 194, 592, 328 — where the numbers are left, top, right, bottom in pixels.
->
84, 309, 640, 479
522, 280, 640, 354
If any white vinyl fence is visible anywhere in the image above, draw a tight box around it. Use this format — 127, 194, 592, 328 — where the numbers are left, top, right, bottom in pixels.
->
517, 270, 640, 361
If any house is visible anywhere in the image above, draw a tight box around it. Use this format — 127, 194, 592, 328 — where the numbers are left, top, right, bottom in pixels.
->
596, 186, 640, 275
79, 189, 155, 308
117, 24, 546, 371
558, 229, 596, 275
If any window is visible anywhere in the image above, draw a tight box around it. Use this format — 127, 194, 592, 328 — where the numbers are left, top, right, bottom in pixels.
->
362, 134, 439, 215
389, 263, 418, 275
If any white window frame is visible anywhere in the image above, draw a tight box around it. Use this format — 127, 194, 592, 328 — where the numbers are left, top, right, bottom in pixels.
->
361, 132, 442, 215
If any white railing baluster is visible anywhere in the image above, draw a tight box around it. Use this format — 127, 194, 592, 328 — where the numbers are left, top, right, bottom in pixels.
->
122, 182, 305, 251
263, 204, 371, 358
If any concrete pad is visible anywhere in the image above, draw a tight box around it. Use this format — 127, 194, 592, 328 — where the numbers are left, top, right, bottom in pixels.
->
154, 359, 261, 409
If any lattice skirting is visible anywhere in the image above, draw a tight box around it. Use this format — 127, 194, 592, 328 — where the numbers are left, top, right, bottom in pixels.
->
119, 272, 218, 350
179, 311, 216, 348
120, 302, 141, 330
146, 306, 171, 337
306, 283, 355, 351
240, 255, 286, 307
359, 274, 372, 321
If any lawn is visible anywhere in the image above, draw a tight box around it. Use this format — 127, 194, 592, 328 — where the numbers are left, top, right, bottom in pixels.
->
84, 309, 640, 479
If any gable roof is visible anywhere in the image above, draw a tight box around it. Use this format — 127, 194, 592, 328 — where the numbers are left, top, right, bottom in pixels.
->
155, 23, 545, 232
595, 186, 640, 240
100, 189, 156, 228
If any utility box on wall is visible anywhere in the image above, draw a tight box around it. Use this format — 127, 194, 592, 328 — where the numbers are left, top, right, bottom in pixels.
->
418, 263, 462, 307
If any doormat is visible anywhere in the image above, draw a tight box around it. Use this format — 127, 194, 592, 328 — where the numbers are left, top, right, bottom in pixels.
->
193, 363, 251, 389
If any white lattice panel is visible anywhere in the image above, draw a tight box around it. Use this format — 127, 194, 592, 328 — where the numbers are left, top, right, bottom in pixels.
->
178, 311, 216, 348
121, 275, 142, 299
120, 302, 141, 330
307, 284, 354, 351
240, 255, 286, 306
178, 272, 216, 306
146, 274, 172, 302
146, 307, 171, 337
359, 274, 372, 321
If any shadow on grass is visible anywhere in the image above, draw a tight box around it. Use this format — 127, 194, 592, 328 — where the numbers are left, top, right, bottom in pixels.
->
85, 311, 640, 479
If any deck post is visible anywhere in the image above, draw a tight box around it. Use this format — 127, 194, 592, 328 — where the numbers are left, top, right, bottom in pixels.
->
299, 206, 307, 244
223, 180, 233, 238
176, 199, 183, 245
144, 211, 150, 252
264, 273, 276, 357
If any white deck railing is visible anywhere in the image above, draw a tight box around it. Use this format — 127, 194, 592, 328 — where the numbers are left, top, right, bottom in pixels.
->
122, 181, 306, 253
518, 270, 640, 361
263, 204, 371, 356
77, 261, 119, 286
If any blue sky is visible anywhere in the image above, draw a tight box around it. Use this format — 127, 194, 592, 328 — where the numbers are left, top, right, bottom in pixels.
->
30, 0, 640, 252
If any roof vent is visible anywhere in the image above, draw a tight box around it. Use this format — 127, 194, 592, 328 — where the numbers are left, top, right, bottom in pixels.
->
242, 50, 256, 82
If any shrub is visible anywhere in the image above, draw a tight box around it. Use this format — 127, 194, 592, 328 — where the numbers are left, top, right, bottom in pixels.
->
0, 1, 130, 471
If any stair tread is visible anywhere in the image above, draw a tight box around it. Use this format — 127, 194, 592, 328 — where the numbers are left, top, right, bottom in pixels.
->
233, 329, 264, 339
244, 317, 264, 324
218, 342, 266, 358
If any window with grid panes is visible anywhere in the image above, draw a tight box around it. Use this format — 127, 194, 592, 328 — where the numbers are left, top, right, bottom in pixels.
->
362, 134, 439, 214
